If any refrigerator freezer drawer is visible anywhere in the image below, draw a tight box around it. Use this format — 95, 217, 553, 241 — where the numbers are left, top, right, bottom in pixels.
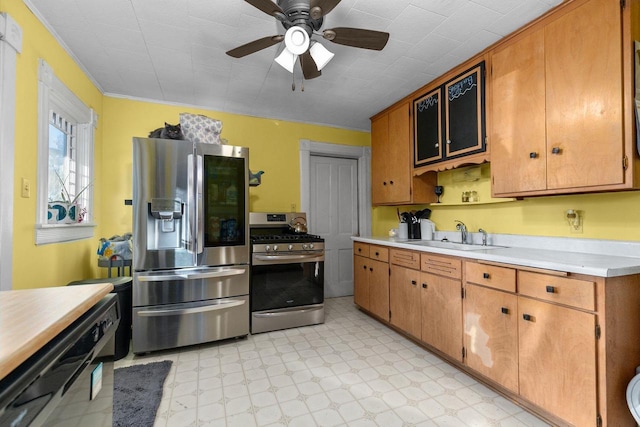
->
132, 295, 249, 354
133, 266, 249, 306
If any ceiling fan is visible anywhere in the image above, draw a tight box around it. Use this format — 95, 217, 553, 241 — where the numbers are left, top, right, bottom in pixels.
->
226, 0, 390, 80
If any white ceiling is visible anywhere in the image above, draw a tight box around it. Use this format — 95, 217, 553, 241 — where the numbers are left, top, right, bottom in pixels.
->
24, 0, 562, 131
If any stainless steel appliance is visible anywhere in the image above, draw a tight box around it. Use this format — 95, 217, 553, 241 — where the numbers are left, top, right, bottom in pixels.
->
0, 295, 119, 427
249, 212, 325, 334
132, 138, 250, 354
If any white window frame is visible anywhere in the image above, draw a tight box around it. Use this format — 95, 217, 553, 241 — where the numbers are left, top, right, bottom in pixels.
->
36, 59, 97, 245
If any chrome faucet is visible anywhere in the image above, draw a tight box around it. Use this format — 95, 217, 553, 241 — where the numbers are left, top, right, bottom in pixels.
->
455, 220, 468, 244
478, 228, 488, 246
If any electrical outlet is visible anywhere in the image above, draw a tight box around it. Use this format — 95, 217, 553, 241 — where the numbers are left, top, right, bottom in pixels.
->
21, 178, 30, 198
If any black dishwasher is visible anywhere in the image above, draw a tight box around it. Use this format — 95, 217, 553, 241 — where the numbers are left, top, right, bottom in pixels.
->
0, 294, 120, 427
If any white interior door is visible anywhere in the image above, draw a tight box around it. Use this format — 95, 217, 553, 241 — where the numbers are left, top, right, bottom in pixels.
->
309, 155, 358, 298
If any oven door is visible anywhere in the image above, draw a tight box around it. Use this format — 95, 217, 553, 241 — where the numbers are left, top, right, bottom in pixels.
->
251, 252, 324, 312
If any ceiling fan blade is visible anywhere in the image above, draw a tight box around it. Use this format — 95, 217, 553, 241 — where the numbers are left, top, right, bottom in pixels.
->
309, 0, 341, 19
323, 27, 390, 51
244, 0, 284, 17
300, 52, 321, 80
226, 35, 284, 58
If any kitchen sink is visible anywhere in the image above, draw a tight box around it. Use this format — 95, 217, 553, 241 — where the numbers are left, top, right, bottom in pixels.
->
405, 240, 506, 251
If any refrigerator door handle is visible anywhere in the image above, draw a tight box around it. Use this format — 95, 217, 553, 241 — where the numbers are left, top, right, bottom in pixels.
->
196, 154, 204, 254
185, 268, 246, 280
138, 299, 246, 317
137, 268, 247, 282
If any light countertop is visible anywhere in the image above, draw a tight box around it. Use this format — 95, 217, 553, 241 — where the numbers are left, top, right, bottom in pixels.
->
0, 283, 114, 381
353, 236, 640, 277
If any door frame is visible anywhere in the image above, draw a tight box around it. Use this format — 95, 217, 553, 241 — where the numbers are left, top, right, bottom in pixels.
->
0, 13, 22, 290
299, 139, 371, 236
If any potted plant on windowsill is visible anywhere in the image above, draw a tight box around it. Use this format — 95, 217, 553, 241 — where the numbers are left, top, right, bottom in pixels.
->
48, 171, 92, 224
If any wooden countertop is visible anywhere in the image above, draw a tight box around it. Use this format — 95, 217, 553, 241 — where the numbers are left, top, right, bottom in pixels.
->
0, 283, 114, 381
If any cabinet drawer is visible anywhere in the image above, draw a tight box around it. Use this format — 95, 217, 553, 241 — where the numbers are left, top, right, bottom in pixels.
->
369, 245, 389, 262
518, 271, 595, 311
354, 242, 369, 258
421, 253, 462, 279
390, 249, 420, 269
465, 262, 516, 292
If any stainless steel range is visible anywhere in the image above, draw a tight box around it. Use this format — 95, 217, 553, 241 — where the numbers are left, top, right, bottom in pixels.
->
249, 212, 325, 334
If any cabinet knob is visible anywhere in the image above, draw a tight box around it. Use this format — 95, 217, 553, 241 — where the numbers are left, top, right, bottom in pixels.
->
522, 313, 533, 321
369, 267, 373, 272
375, 252, 379, 256
483, 272, 490, 279
546, 285, 556, 293
446, 139, 452, 144
383, 181, 387, 186
422, 283, 427, 288
357, 248, 362, 252
529, 152, 538, 159
435, 143, 439, 148
551, 147, 561, 155
501, 307, 509, 314
363, 265, 367, 270
389, 180, 394, 185
411, 280, 417, 286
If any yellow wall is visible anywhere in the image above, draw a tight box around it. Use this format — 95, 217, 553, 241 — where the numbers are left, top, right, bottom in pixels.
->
7, 1, 105, 289
100, 97, 370, 239
373, 165, 640, 242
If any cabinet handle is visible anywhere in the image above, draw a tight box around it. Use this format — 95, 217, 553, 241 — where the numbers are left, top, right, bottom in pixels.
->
522, 313, 533, 321
422, 283, 427, 288
529, 152, 538, 159
501, 307, 509, 315
551, 147, 561, 154
411, 280, 417, 286
546, 285, 556, 293
483, 272, 490, 279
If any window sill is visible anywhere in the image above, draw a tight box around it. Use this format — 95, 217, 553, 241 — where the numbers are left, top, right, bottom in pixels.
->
35, 222, 96, 245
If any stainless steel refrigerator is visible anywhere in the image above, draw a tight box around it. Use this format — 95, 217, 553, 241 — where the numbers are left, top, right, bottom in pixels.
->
131, 137, 250, 354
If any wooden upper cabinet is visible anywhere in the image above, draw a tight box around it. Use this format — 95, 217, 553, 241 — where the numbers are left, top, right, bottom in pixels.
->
413, 62, 486, 169
371, 102, 437, 205
492, 0, 626, 197
545, 0, 623, 190
491, 29, 547, 195
371, 102, 411, 204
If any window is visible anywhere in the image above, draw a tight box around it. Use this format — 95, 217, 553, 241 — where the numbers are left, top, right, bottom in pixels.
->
36, 59, 97, 245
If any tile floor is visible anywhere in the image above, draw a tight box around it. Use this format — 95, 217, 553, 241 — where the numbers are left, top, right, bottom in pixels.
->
115, 297, 551, 427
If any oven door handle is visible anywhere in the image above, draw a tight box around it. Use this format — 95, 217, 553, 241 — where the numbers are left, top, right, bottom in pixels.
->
138, 299, 246, 316
254, 254, 323, 263
137, 268, 246, 282
253, 305, 323, 318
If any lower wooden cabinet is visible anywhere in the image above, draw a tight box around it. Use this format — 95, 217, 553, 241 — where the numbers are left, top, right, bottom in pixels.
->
421, 272, 463, 362
389, 264, 421, 339
463, 284, 518, 393
353, 244, 389, 321
354, 244, 640, 426
518, 296, 597, 427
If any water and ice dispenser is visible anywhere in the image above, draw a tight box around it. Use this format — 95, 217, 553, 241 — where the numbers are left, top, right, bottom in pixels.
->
147, 198, 184, 249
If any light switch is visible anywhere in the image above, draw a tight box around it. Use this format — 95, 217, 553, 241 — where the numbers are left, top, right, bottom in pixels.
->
21, 178, 30, 198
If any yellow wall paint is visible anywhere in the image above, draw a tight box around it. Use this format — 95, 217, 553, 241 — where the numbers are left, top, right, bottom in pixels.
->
100, 97, 370, 241
372, 165, 640, 242
8, 1, 105, 290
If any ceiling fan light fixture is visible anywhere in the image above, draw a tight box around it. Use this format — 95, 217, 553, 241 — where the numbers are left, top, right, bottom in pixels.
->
309, 41, 334, 71
275, 48, 297, 73
284, 26, 310, 55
